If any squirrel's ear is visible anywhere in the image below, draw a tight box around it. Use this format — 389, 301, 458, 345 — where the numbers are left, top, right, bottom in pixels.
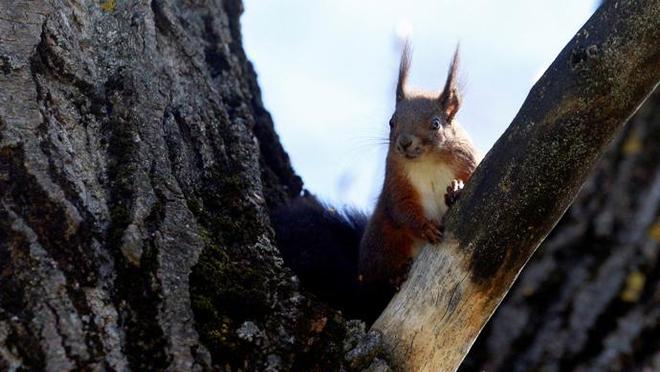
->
439, 46, 461, 122
396, 41, 411, 103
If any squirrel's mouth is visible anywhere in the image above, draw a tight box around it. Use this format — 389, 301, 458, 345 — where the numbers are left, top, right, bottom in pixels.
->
395, 140, 426, 159
401, 149, 424, 159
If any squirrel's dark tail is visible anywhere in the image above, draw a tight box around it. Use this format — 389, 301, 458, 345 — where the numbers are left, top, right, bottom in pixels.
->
272, 194, 367, 319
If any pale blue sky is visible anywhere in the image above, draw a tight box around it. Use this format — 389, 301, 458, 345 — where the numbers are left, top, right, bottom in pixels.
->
242, 1, 599, 211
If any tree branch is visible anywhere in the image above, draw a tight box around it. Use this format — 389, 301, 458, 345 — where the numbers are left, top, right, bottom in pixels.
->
372, 1, 660, 370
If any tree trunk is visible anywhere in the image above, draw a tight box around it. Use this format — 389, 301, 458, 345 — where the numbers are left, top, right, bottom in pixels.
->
461, 89, 660, 372
0, 1, 369, 371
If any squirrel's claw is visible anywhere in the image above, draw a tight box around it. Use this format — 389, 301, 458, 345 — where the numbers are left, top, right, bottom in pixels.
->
445, 179, 465, 207
421, 220, 444, 243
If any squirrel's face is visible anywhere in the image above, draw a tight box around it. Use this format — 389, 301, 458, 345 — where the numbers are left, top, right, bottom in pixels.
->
391, 43, 462, 161
389, 94, 456, 160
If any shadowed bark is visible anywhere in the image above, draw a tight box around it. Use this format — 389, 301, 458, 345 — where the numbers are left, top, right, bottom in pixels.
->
461, 88, 660, 372
0, 1, 370, 370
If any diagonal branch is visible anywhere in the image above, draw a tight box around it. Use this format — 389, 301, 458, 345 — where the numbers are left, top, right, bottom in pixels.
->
371, 1, 660, 371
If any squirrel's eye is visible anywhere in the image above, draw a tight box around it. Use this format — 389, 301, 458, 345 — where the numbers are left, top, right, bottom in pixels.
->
431, 117, 442, 130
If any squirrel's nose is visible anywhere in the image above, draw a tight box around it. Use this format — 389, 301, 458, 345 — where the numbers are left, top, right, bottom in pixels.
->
398, 136, 413, 149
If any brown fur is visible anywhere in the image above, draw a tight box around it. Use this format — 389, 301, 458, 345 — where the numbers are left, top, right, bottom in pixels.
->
358, 44, 479, 293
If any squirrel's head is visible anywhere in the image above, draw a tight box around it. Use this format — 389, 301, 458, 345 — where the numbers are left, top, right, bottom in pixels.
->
388, 43, 462, 161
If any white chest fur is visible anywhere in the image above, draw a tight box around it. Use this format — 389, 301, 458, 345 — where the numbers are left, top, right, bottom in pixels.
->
405, 161, 456, 221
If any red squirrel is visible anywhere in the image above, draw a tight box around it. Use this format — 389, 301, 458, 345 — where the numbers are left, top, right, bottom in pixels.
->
357, 44, 479, 300
273, 44, 479, 322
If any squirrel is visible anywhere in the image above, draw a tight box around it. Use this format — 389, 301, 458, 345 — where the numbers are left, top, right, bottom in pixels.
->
357, 44, 479, 314
272, 44, 479, 323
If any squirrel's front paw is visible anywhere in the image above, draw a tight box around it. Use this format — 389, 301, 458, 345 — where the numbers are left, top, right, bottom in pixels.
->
421, 219, 443, 243
444, 179, 465, 207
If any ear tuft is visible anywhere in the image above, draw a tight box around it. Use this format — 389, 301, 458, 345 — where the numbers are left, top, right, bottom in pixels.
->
396, 41, 412, 103
439, 45, 461, 122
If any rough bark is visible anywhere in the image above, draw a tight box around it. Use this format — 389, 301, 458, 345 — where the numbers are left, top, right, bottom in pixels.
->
0, 1, 371, 371
461, 86, 660, 372
372, 1, 659, 370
